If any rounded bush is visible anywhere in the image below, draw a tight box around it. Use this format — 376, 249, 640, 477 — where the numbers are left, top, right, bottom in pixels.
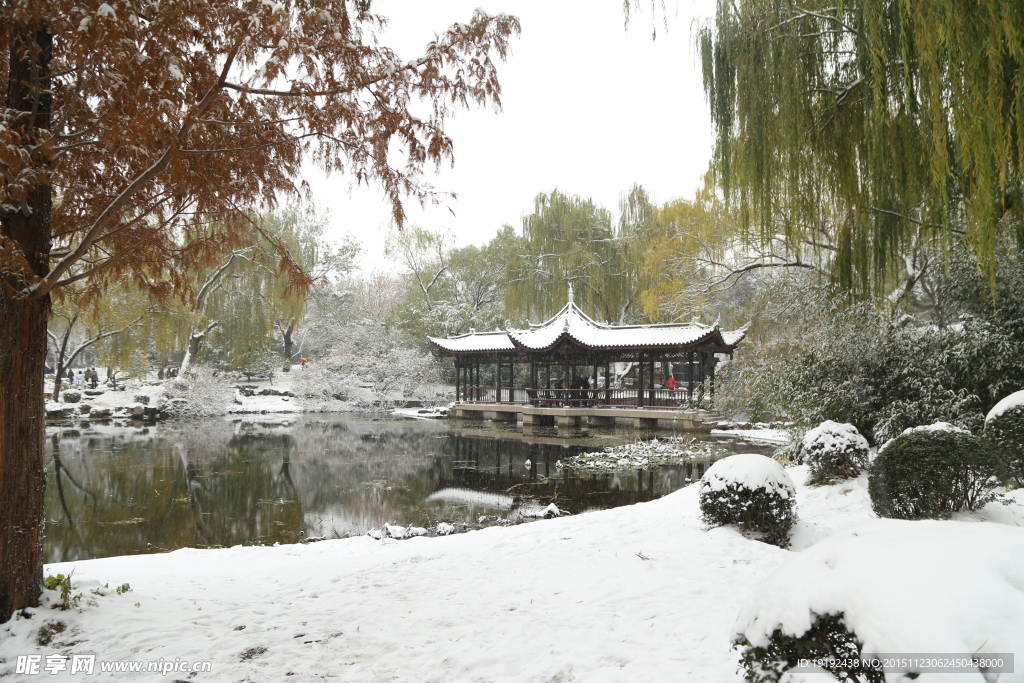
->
61, 389, 81, 404
868, 424, 1002, 519
699, 453, 797, 547
800, 420, 869, 485
984, 390, 1024, 485
736, 613, 884, 683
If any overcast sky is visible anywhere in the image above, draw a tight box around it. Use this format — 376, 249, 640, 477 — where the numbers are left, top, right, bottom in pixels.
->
304, 0, 718, 268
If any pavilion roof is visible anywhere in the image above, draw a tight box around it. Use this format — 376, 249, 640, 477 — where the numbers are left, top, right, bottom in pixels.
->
428, 301, 747, 355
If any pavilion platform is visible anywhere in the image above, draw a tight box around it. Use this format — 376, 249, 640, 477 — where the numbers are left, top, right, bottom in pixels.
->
449, 402, 723, 431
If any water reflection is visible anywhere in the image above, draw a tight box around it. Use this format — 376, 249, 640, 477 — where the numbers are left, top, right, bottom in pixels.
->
44, 415, 770, 563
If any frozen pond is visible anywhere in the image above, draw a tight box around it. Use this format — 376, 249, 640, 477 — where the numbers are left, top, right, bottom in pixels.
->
43, 414, 773, 563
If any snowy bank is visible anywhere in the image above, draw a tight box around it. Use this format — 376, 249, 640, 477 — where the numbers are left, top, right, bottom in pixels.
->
1, 465, 1021, 681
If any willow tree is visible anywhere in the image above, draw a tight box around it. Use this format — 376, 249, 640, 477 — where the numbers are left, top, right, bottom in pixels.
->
506, 189, 646, 323
699, 0, 1024, 292
0, 0, 518, 620
46, 283, 156, 400
172, 207, 354, 373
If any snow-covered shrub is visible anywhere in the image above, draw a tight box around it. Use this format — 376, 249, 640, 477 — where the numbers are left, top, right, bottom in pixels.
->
735, 520, 1024, 683
159, 366, 233, 419
699, 454, 797, 547
984, 390, 1024, 485
800, 421, 869, 485
61, 389, 81, 404
868, 423, 1002, 519
736, 612, 883, 683
299, 323, 441, 411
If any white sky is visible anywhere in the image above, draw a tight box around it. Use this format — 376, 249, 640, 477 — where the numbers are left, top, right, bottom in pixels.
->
303, 0, 717, 269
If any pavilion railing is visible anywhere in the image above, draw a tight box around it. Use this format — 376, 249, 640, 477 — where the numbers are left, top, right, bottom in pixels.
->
462, 386, 711, 409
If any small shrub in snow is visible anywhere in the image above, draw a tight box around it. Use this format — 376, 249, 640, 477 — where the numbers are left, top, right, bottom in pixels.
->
735, 612, 884, 683
984, 390, 1024, 485
61, 389, 81, 404
735, 520, 1024, 683
800, 420, 869, 485
698, 454, 797, 548
159, 366, 233, 419
868, 424, 1002, 519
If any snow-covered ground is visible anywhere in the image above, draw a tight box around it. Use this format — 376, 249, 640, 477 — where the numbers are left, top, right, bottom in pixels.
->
46, 368, 452, 422
2, 467, 1022, 681
45, 368, 307, 419
710, 427, 791, 444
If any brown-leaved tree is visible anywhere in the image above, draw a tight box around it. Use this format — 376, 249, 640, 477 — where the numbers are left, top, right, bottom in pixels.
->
0, 0, 518, 620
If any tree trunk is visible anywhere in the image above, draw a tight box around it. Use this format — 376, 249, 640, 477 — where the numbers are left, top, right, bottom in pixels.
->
51, 360, 64, 402
282, 321, 294, 363
1, 24, 53, 623
179, 328, 204, 375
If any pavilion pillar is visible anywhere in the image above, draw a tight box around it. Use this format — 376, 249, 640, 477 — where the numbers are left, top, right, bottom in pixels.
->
688, 350, 695, 404
605, 361, 610, 404
709, 355, 716, 402
496, 361, 502, 403
638, 358, 644, 407
650, 360, 655, 406
455, 362, 461, 402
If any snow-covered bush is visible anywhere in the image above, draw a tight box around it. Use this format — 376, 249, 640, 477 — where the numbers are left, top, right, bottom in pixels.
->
159, 366, 233, 419
725, 298, 1020, 442
736, 612, 883, 683
698, 454, 797, 548
298, 323, 441, 411
868, 423, 1002, 519
984, 390, 1024, 485
735, 520, 1024, 683
800, 420, 869, 485
61, 389, 81, 404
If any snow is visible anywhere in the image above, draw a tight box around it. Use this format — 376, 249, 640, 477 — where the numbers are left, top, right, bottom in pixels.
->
737, 519, 1024, 680
2, 457, 1021, 681
570, 436, 730, 470
900, 421, 971, 436
801, 420, 868, 455
711, 427, 791, 444
986, 389, 1024, 423
425, 487, 514, 510
700, 453, 796, 498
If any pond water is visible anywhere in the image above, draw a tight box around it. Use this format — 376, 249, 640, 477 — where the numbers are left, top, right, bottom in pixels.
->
43, 414, 773, 563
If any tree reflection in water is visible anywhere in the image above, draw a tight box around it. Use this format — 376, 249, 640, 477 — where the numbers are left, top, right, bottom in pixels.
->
44, 416, 770, 562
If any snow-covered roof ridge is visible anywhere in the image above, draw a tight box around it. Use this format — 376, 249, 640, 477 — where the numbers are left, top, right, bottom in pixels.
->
427, 329, 516, 353
429, 299, 747, 354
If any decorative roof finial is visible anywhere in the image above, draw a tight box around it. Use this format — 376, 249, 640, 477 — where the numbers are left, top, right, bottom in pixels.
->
567, 282, 574, 304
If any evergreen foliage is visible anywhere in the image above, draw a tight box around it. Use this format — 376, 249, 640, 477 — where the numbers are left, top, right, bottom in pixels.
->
800, 421, 869, 485
699, 0, 1024, 292
720, 297, 1024, 442
984, 400, 1024, 486
698, 455, 797, 547
868, 427, 1003, 519
736, 613, 884, 683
